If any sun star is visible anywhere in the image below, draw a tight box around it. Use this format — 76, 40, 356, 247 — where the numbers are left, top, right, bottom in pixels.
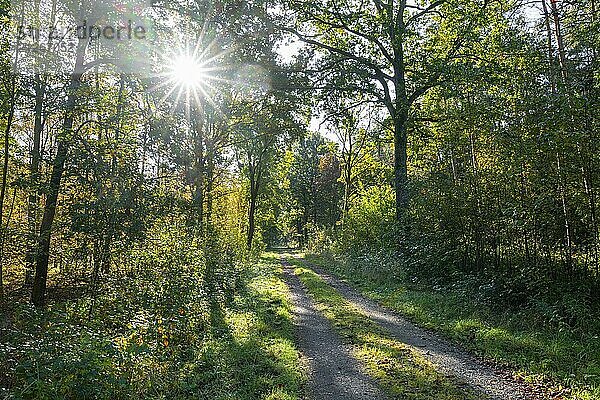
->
152, 39, 230, 117
169, 54, 210, 90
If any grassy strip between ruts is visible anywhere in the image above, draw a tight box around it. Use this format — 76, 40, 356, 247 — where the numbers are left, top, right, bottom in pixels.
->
292, 264, 483, 400
303, 253, 600, 400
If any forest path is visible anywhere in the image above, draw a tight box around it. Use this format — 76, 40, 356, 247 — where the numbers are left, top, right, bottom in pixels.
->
291, 255, 545, 400
281, 259, 388, 400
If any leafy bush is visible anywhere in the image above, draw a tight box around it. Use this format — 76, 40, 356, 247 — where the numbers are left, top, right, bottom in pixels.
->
337, 186, 397, 256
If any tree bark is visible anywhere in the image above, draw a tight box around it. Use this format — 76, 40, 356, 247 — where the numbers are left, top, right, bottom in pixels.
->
0, 78, 16, 302
247, 178, 258, 250
555, 151, 573, 275
205, 121, 215, 227
343, 149, 352, 218
193, 110, 205, 235
541, 0, 556, 92
31, 36, 89, 307
25, 0, 55, 284
98, 74, 126, 275
549, 0, 567, 81
393, 114, 409, 222
25, 77, 45, 285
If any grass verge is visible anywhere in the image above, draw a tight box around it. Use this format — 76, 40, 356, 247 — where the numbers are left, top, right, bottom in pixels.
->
198, 253, 306, 400
304, 253, 600, 400
293, 264, 482, 400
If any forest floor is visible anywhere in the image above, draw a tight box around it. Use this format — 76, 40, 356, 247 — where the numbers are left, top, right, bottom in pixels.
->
3, 251, 588, 399
279, 251, 549, 400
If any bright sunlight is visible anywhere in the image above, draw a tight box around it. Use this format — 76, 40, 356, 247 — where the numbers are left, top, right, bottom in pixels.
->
5, 1, 600, 399
169, 53, 209, 89
153, 43, 228, 115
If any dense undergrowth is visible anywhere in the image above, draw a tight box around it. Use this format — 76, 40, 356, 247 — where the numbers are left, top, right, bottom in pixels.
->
0, 235, 304, 400
292, 262, 481, 400
305, 252, 600, 400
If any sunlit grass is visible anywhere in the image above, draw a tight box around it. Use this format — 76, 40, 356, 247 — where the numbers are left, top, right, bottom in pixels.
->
200, 255, 306, 399
2, 254, 305, 400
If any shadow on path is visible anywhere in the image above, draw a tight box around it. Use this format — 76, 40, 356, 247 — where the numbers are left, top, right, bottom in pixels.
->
281, 259, 387, 400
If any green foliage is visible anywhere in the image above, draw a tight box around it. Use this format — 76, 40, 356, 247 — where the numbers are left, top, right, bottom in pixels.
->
297, 12, 600, 400
338, 186, 397, 255
287, 132, 343, 246
2, 0, 600, 397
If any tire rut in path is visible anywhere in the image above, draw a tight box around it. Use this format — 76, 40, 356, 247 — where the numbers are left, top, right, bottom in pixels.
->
298, 258, 544, 400
281, 259, 387, 400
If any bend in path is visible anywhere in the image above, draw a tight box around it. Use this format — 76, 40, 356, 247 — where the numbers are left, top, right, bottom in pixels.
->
281, 259, 387, 400
296, 257, 545, 400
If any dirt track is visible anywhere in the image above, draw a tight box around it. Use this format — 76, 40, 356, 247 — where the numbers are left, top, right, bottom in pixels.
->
284, 255, 545, 400
281, 259, 387, 400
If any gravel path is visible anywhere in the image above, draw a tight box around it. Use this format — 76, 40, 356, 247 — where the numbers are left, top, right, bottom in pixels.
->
281, 260, 387, 400
297, 258, 545, 400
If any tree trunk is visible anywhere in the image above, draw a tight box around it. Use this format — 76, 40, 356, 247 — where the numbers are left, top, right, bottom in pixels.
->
556, 151, 573, 275
0, 79, 16, 302
541, 0, 556, 92
25, 0, 55, 284
99, 74, 126, 275
192, 110, 205, 235
342, 133, 353, 221
247, 167, 259, 250
205, 121, 215, 227
469, 130, 483, 271
31, 37, 88, 307
31, 144, 66, 307
578, 141, 598, 273
519, 165, 531, 262
25, 77, 45, 285
549, 0, 568, 81
247, 190, 257, 250
343, 160, 352, 217
393, 114, 409, 222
